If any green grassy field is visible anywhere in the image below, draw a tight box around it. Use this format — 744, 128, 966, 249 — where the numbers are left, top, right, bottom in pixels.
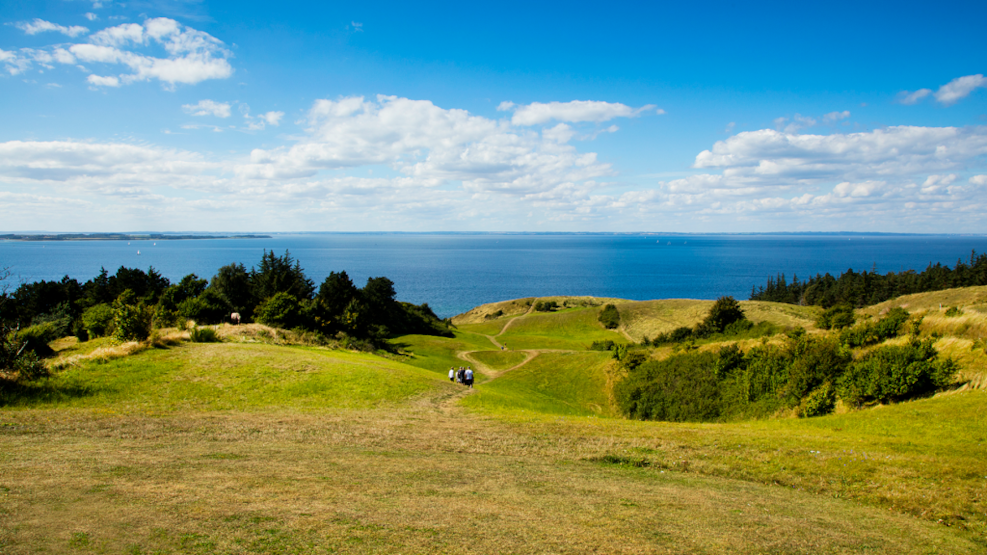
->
2, 292, 986, 553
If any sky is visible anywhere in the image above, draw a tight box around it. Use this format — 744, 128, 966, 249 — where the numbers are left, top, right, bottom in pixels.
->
1, 0, 986, 233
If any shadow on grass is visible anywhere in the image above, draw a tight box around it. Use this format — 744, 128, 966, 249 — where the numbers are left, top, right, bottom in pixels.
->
0, 379, 99, 407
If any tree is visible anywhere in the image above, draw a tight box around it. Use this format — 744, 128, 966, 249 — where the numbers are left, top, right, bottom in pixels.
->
210, 263, 255, 319
598, 304, 620, 329
696, 296, 745, 337
251, 250, 315, 303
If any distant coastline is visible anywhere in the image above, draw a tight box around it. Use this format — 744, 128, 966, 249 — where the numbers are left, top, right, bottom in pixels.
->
0, 233, 272, 242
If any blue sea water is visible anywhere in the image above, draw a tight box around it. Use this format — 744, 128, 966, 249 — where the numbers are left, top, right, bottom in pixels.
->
1, 234, 985, 318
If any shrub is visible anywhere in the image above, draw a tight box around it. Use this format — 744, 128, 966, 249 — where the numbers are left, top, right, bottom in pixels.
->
837, 339, 957, 407
255, 292, 303, 329
14, 322, 61, 358
615, 351, 722, 422
112, 291, 153, 342
534, 300, 558, 312
695, 296, 745, 337
817, 304, 856, 329
598, 304, 620, 329
82, 303, 115, 338
589, 339, 616, 351
944, 306, 963, 317
189, 326, 220, 343
840, 307, 910, 347
798, 382, 836, 418
484, 309, 504, 320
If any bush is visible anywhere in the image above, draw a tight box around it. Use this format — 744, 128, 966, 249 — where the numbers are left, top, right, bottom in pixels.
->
189, 326, 220, 343
598, 304, 620, 329
534, 300, 558, 312
82, 303, 115, 338
615, 351, 722, 422
112, 291, 153, 342
817, 304, 856, 329
695, 296, 745, 337
798, 382, 836, 417
590, 339, 616, 351
944, 306, 963, 317
837, 339, 957, 407
255, 292, 303, 329
14, 322, 62, 358
840, 307, 910, 347
484, 310, 504, 320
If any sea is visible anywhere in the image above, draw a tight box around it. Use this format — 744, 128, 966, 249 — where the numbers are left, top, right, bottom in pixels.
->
1, 233, 985, 318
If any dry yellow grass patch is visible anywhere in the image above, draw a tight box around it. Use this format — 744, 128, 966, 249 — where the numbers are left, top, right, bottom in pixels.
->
861, 286, 987, 316
1, 408, 982, 554
47, 340, 148, 370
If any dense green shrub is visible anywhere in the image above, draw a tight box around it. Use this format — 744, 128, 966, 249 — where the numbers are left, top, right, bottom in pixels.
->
598, 304, 620, 329
798, 382, 836, 417
840, 307, 910, 347
534, 300, 558, 312
695, 296, 745, 337
82, 303, 115, 338
14, 322, 61, 358
944, 306, 963, 317
255, 292, 304, 329
838, 339, 957, 407
112, 291, 153, 342
615, 351, 723, 422
817, 304, 856, 329
484, 309, 504, 320
590, 339, 616, 351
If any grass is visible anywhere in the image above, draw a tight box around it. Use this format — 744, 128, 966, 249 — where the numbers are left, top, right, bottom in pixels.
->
618, 299, 820, 342
462, 351, 616, 417
3, 342, 451, 411
467, 350, 529, 371
3, 289, 987, 552
497, 307, 626, 350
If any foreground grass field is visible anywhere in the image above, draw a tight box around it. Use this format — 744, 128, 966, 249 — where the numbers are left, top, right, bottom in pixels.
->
2, 293, 986, 553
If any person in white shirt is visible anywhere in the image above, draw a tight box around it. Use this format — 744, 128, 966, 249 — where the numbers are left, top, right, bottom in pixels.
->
465, 367, 474, 388
448, 367, 455, 382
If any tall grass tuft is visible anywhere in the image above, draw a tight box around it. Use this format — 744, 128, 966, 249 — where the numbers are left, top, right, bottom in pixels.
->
189, 326, 221, 343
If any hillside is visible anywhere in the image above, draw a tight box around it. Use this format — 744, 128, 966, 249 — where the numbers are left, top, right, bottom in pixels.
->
1, 291, 985, 552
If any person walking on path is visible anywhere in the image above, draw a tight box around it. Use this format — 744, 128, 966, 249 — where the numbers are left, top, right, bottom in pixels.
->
465, 367, 474, 389
449, 367, 455, 382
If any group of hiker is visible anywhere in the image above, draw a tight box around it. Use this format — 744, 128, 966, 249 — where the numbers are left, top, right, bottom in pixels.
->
450, 366, 474, 388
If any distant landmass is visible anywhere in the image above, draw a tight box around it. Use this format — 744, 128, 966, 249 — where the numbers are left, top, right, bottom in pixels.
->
0, 233, 272, 241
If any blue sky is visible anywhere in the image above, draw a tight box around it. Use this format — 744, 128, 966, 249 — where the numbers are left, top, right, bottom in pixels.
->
1, 0, 986, 232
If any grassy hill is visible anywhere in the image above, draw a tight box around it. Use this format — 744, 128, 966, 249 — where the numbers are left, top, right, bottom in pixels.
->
2, 291, 986, 553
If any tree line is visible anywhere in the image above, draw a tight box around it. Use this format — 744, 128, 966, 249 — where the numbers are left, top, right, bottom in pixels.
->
749, 250, 987, 307
1, 250, 451, 384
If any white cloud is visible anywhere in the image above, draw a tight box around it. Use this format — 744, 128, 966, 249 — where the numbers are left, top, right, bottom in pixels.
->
350, 21, 363, 32
261, 111, 284, 126
85, 13, 99, 21
822, 110, 850, 123
87, 74, 120, 87
898, 89, 931, 105
16, 19, 89, 37
509, 100, 658, 125
243, 95, 613, 194
183, 99, 232, 118
496, 101, 515, 112
11, 17, 234, 88
934, 74, 987, 106
970, 175, 987, 186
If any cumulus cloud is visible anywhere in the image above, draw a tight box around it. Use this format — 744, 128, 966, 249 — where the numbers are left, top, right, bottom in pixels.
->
16, 19, 89, 37
507, 100, 658, 125
822, 110, 850, 123
87, 74, 119, 87
243, 95, 614, 194
934, 74, 987, 106
183, 99, 232, 118
7, 17, 232, 88
261, 111, 284, 126
898, 88, 931, 105
85, 13, 99, 21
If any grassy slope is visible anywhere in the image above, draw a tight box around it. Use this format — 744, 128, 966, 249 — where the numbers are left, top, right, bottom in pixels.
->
2, 343, 451, 411
494, 307, 626, 350
2, 290, 987, 552
461, 351, 614, 417
468, 350, 529, 371
618, 299, 820, 341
